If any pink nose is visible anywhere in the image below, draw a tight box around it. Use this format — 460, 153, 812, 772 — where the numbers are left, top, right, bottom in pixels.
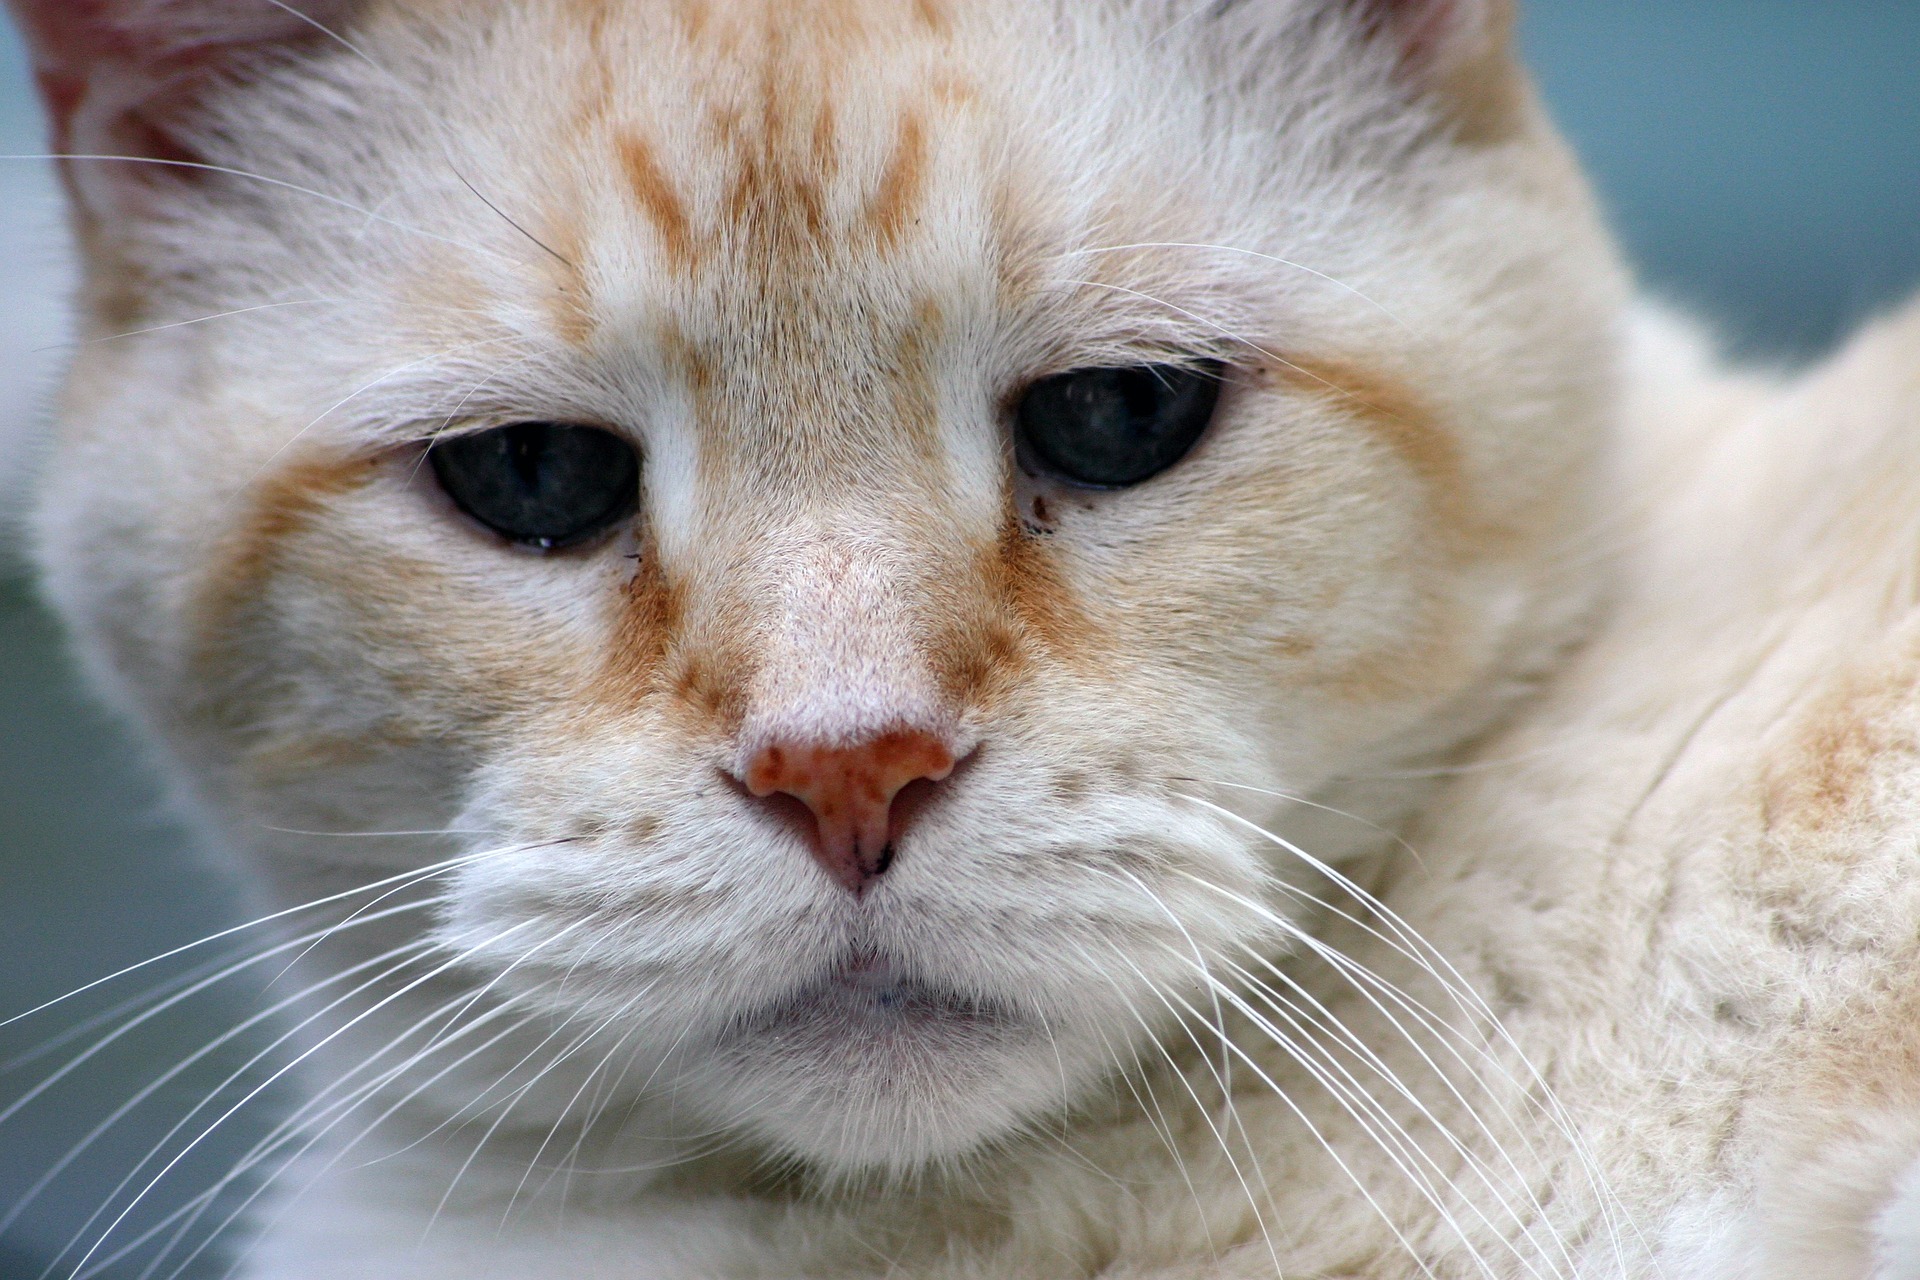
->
741, 729, 958, 895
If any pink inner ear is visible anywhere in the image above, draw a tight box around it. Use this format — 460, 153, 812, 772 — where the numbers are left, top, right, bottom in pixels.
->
1350, 0, 1498, 79
10, 0, 355, 144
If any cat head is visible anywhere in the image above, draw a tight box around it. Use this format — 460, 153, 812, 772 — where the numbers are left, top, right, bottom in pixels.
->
19, 0, 1626, 1173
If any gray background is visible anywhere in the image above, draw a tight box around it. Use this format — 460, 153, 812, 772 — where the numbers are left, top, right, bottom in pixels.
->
2, 3, 1918, 1276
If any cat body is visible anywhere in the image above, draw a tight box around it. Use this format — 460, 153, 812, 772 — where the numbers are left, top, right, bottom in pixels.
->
11, 0, 1920, 1275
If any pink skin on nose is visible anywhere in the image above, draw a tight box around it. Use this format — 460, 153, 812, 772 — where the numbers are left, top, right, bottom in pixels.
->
743, 730, 957, 895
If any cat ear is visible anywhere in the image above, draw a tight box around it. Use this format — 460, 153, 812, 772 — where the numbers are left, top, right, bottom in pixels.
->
7, 0, 357, 214
1339, 0, 1525, 142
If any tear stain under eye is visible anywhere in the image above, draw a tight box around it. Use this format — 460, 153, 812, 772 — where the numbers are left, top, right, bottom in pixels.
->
948, 501, 1114, 706
598, 538, 690, 707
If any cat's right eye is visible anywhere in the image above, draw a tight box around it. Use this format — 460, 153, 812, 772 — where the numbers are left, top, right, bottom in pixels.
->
428, 422, 640, 550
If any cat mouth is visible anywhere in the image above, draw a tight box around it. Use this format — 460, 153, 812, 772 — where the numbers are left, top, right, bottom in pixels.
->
722, 950, 1015, 1047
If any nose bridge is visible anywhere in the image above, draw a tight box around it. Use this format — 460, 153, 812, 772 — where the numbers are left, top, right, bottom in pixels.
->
738, 517, 956, 748
672, 312, 1000, 748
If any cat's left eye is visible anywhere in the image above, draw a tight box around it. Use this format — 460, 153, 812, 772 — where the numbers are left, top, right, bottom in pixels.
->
429, 422, 640, 550
1016, 361, 1225, 489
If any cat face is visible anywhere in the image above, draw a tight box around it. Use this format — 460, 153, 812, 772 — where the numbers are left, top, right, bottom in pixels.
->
23, 0, 1626, 1172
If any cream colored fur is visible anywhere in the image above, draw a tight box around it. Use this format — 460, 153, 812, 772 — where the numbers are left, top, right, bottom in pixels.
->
12, 0, 1920, 1275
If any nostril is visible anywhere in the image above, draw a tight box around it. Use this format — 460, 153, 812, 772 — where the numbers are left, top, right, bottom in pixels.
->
739, 728, 959, 896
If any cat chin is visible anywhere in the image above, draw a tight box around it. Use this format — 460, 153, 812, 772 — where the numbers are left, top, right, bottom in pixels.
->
685, 958, 1086, 1173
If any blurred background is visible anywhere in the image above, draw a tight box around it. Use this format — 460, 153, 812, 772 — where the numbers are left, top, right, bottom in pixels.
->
2, 2, 1918, 1275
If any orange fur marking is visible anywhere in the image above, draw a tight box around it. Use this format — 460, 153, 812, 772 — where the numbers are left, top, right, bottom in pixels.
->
911, 0, 950, 35
187, 451, 387, 749
931, 607, 1030, 712
619, 132, 698, 269
988, 501, 1100, 667
1765, 638, 1920, 833
666, 647, 754, 737
809, 98, 840, 177
1272, 355, 1510, 552
667, 0, 711, 40
1428, 0, 1530, 148
599, 541, 688, 705
199, 452, 383, 640
885, 298, 946, 469
866, 110, 928, 250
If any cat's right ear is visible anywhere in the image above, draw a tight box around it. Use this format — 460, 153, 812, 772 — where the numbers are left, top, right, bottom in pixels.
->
6, 0, 357, 219
1337, 0, 1524, 142
1218, 0, 1525, 144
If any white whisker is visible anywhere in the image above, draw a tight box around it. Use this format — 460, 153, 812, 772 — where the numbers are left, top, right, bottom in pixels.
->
0, 154, 507, 262
0, 842, 546, 1030
1061, 241, 1413, 333
58, 918, 545, 1278
42, 937, 442, 1278
1173, 795, 1635, 1272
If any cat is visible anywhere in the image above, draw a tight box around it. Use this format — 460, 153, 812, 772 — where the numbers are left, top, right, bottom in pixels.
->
13, 0, 1910, 1276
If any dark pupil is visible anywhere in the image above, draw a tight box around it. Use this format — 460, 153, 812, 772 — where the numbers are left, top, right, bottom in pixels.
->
1017, 362, 1223, 488
430, 422, 639, 549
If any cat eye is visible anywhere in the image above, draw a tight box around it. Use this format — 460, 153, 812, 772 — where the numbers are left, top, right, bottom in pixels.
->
1016, 361, 1225, 489
429, 422, 640, 550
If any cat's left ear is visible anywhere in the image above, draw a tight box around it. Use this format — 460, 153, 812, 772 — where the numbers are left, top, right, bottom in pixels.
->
6, 0, 359, 217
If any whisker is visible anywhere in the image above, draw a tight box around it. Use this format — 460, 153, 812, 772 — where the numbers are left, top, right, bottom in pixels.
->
0, 154, 508, 262
1206, 949, 1572, 1279
84, 996, 550, 1280
423, 1010, 605, 1235
0, 897, 444, 1136
256, 0, 384, 68
1126, 955, 1447, 1279
1176, 776, 1428, 866
371, 919, 609, 1157
452, 169, 575, 270
499, 989, 660, 1228
1061, 241, 1414, 333
2, 947, 250, 1074
56, 918, 543, 1278
1061, 277, 1412, 424
255, 0, 577, 273
1111, 866, 1240, 1111
34, 299, 340, 353
1172, 796, 1636, 1271
6, 935, 434, 1228
35, 937, 442, 1277
245, 331, 529, 483
1232, 941, 1564, 1196
401, 351, 549, 489
1173, 959, 1530, 1280
1081, 1009, 1217, 1251
1068, 940, 1280, 1275
1173, 794, 1500, 1026
145, 999, 555, 1280
1093, 858, 1572, 1277
0, 841, 547, 1030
